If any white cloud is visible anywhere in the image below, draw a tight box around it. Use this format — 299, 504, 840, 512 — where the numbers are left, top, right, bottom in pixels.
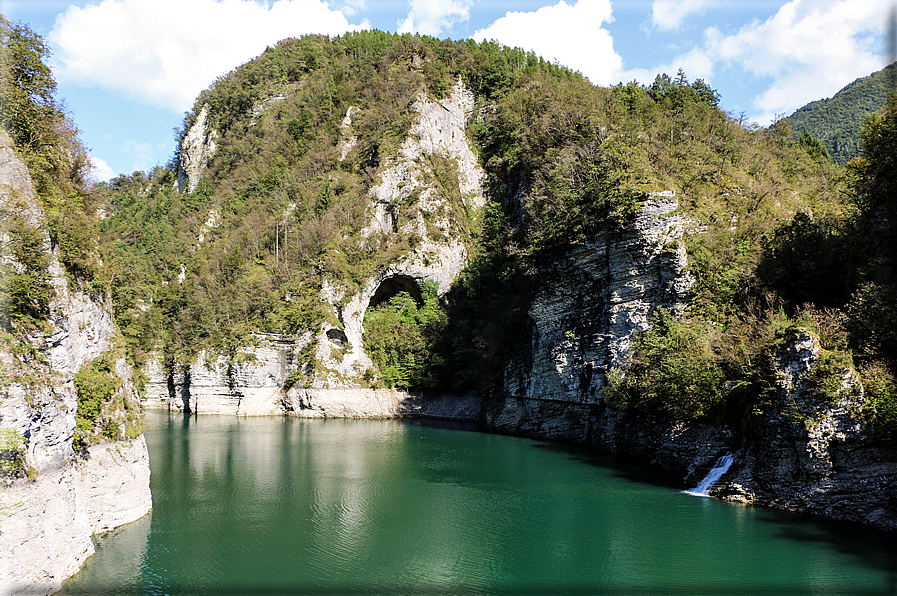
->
471, 0, 624, 85
340, 0, 366, 17
397, 0, 473, 37
678, 0, 890, 122
651, 0, 714, 31
49, 0, 368, 113
119, 139, 172, 172
89, 155, 117, 182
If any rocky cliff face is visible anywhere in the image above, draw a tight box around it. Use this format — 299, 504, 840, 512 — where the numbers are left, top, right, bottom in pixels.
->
316, 78, 485, 385
0, 437, 151, 596
147, 79, 485, 414
0, 132, 152, 595
502, 197, 697, 404
175, 103, 218, 194
141, 333, 481, 419
486, 222, 897, 530
720, 329, 897, 530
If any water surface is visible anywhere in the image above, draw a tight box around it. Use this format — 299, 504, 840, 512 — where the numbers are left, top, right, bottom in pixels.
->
62, 410, 897, 595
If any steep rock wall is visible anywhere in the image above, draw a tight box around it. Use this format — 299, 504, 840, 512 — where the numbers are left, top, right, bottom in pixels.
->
142, 336, 482, 419
318, 79, 485, 385
0, 132, 152, 595
503, 198, 697, 403
175, 103, 218, 194
720, 329, 897, 531
487, 206, 897, 530
0, 437, 151, 596
142, 333, 313, 416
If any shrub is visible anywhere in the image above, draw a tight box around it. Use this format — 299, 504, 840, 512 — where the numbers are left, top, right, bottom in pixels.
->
72, 353, 143, 447
606, 308, 726, 421
859, 361, 897, 445
0, 428, 27, 478
363, 281, 446, 388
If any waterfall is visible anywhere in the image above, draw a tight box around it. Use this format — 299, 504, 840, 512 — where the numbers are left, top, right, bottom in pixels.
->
684, 453, 736, 497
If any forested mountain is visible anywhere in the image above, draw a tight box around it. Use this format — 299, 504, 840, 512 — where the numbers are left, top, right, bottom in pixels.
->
786, 62, 895, 165
2, 21, 894, 448
81, 30, 896, 442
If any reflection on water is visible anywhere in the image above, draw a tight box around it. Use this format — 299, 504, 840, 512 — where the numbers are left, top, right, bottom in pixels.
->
61, 410, 897, 595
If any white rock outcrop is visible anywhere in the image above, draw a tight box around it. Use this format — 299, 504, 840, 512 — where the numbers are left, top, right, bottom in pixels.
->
175, 104, 218, 194
142, 333, 314, 416
0, 437, 152, 596
322, 79, 486, 384
503, 198, 697, 404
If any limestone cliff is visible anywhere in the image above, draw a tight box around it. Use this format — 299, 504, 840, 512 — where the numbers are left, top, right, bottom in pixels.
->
720, 329, 897, 530
175, 103, 218, 194
316, 78, 485, 386
145, 79, 485, 416
485, 225, 897, 530
502, 197, 697, 404
0, 132, 152, 595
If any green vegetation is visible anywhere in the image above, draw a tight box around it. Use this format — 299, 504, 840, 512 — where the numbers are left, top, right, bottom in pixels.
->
785, 62, 895, 165
614, 97, 897, 439
1, 16, 105, 322
73, 352, 143, 448
96, 32, 582, 369
6, 20, 896, 447
0, 427, 26, 478
0, 215, 53, 329
606, 308, 725, 421
363, 281, 446, 388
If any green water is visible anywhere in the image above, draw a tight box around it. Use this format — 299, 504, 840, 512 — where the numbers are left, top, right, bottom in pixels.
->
62, 410, 897, 595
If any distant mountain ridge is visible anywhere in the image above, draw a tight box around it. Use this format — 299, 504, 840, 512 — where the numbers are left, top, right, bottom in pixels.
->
786, 62, 895, 165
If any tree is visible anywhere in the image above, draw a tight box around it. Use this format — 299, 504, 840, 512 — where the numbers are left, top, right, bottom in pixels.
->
798, 130, 830, 161
646, 69, 720, 111
0, 17, 58, 151
848, 100, 897, 209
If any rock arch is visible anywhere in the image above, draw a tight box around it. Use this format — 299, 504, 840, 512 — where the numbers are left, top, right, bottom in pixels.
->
367, 274, 423, 311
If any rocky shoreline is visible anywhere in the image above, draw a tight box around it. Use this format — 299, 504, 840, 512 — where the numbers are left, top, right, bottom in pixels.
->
0, 438, 152, 596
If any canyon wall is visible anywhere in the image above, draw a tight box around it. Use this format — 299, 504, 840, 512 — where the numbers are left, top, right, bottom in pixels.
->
0, 132, 152, 596
485, 203, 897, 532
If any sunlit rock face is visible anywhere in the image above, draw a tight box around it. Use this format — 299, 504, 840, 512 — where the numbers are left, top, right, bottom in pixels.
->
0, 131, 152, 596
319, 78, 486, 387
502, 198, 697, 405
175, 103, 218, 194
142, 334, 314, 416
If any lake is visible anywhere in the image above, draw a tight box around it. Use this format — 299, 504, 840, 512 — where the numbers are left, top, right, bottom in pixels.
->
61, 409, 897, 595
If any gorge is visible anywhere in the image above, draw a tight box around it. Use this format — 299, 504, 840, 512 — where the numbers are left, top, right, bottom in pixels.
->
2, 27, 897, 595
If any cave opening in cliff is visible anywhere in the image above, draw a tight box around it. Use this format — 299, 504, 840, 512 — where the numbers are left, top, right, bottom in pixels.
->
367, 275, 424, 311
326, 328, 348, 348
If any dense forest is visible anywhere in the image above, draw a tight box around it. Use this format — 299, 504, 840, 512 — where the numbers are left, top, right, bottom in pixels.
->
785, 62, 895, 165
3, 23, 896, 446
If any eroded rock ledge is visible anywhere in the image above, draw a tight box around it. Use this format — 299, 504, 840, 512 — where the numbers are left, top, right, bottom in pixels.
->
0, 438, 152, 596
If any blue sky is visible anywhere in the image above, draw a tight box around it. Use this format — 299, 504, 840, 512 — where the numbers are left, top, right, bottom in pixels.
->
2, 0, 894, 181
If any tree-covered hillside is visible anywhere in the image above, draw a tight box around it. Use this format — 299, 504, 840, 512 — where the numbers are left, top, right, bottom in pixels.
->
2, 25, 883, 444
785, 62, 895, 165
